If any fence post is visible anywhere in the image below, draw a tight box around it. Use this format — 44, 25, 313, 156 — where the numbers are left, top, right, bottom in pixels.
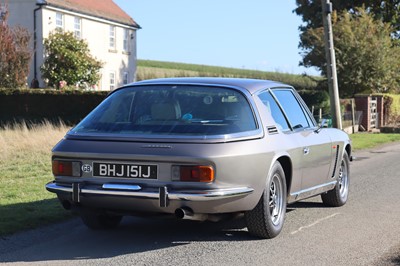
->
319, 108, 322, 122
351, 99, 356, 134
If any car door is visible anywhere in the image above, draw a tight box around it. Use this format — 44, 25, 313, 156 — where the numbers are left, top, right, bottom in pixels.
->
271, 89, 334, 190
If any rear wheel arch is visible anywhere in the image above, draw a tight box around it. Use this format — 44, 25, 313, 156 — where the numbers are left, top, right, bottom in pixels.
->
245, 160, 287, 238
277, 156, 292, 195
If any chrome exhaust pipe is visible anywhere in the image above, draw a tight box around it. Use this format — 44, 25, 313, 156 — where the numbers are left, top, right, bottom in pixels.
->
175, 207, 208, 221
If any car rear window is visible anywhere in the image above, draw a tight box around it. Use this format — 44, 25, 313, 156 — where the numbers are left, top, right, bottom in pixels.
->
71, 85, 257, 136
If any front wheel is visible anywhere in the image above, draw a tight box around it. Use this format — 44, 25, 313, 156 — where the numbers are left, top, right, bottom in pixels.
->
321, 151, 350, 207
245, 161, 287, 239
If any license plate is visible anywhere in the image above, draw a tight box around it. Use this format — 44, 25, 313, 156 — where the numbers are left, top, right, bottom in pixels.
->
93, 162, 158, 179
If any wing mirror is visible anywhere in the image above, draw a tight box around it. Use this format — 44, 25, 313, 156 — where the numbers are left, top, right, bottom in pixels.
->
315, 119, 327, 133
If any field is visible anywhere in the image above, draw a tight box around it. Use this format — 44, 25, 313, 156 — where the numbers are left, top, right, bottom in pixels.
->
1, 122, 399, 237
137, 60, 321, 91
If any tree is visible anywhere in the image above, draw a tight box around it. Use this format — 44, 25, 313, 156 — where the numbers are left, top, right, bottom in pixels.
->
0, 9, 31, 88
295, 1, 400, 38
295, 1, 400, 82
301, 8, 400, 97
41, 30, 103, 89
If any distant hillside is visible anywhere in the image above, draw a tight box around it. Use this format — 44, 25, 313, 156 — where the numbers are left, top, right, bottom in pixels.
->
137, 59, 322, 91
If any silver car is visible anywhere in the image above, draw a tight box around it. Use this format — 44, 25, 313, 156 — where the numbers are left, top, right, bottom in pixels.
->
47, 78, 351, 239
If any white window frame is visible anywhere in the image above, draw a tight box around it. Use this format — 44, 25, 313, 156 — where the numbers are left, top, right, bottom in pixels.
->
123, 72, 129, 85
56, 12, 63, 30
74, 17, 81, 39
123, 29, 129, 52
109, 25, 116, 49
109, 71, 116, 90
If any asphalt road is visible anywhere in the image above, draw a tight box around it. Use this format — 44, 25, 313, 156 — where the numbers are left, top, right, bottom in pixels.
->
1, 142, 400, 266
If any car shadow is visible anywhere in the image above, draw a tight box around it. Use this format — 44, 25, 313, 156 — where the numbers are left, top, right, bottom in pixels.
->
0, 198, 73, 237
288, 200, 327, 210
1, 199, 329, 263
0, 213, 256, 263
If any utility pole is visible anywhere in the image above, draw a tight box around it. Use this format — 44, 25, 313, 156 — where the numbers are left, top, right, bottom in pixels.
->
321, 0, 342, 129
33, 1, 47, 87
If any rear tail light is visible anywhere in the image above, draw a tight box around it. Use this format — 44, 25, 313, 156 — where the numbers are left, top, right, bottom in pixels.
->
172, 165, 214, 182
52, 160, 81, 177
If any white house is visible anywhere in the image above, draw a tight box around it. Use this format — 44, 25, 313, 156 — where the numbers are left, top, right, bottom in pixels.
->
6, 0, 140, 90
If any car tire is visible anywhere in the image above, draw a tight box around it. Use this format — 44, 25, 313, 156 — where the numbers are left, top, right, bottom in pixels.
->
80, 209, 123, 230
321, 151, 350, 207
245, 161, 287, 239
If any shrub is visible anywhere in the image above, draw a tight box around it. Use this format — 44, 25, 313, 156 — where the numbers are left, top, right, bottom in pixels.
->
41, 30, 103, 89
0, 10, 31, 88
384, 94, 400, 125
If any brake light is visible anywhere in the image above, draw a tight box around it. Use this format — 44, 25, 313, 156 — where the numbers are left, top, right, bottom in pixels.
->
52, 160, 81, 177
173, 166, 214, 182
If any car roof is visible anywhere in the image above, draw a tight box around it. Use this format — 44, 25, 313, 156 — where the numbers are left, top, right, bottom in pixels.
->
129, 77, 293, 95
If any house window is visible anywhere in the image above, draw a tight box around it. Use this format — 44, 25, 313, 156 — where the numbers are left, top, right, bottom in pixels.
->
123, 29, 129, 52
0, 5, 7, 23
109, 71, 116, 90
123, 72, 128, 85
74, 17, 81, 39
56, 12, 63, 30
109, 25, 116, 49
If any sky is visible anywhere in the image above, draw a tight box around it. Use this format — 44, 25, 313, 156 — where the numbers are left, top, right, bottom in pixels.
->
113, 0, 320, 76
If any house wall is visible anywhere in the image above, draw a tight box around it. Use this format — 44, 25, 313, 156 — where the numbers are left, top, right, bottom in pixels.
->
7, 1, 138, 90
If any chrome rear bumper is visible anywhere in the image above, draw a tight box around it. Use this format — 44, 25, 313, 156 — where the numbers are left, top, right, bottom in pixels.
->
46, 181, 254, 207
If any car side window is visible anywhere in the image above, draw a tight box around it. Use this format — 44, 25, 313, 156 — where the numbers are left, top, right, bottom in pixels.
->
272, 89, 310, 129
257, 91, 290, 131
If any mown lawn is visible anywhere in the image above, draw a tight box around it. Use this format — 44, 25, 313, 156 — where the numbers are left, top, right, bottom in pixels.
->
0, 122, 399, 237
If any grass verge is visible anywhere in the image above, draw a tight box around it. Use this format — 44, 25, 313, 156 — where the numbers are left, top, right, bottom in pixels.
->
349, 133, 400, 150
0, 122, 399, 237
0, 121, 73, 236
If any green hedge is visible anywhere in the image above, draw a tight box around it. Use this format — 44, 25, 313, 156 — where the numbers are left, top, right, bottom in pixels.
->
384, 94, 400, 124
0, 87, 332, 126
0, 89, 108, 125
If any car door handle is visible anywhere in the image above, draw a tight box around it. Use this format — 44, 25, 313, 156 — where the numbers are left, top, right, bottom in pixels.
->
303, 147, 310, 155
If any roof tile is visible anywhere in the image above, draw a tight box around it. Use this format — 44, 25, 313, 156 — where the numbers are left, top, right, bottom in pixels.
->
46, 0, 140, 28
